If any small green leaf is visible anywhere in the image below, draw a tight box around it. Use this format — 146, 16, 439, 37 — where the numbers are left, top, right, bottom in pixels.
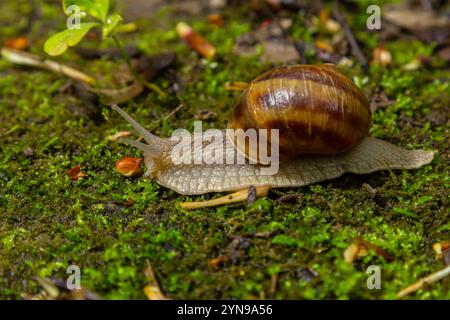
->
102, 14, 123, 38
63, 0, 109, 22
96, 0, 110, 21
44, 22, 99, 56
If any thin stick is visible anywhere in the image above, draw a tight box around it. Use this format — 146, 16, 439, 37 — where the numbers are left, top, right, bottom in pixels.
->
332, 1, 368, 71
179, 186, 270, 209
1, 47, 95, 84
143, 259, 168, 300
397, 265, 450, 298
164, 103, 185, 120
270, 273, 278, 298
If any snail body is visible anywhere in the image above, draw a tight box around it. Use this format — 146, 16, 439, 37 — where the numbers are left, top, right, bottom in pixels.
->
112, 64, 434, 196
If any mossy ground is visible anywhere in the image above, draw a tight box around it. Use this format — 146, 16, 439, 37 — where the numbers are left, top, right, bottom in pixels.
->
0, 1, 449, 299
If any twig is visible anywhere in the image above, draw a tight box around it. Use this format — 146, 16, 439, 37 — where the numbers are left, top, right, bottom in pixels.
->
1, 47, 159, 104
397, 265, 450, 298
332, 1, 368, 71
180, 186, 270, 209
1, 47, 95, 84
269, 273, 278, 298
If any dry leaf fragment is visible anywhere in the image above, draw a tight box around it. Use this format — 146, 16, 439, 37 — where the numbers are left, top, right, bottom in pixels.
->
315, 40, 334, 53
319, 9, 341, 33
208, 14, 224, 27
107, 131, 132, 141
176, 22, 216, 59
115, 157, 143, 177
260, 40, 300, 64
344, 242, 367, 263
279, 18, 293, 30
208, 255, 229, 268
372, 47, 392, 67
362, 183, 377, 198
319, 8, 330, 24
436, 46, 450, 63
344, 238, 393, 263
324, 19, 341, 33
67, 165, 87, 180
143, 284, 166, 300
402, 59, 421, 71
23, 147, 34, 158
4, 37, 28, 50
384, 5, 450, 31
171, 0, 203, 16
210, 0, 226, 9
433, 241, 450, 263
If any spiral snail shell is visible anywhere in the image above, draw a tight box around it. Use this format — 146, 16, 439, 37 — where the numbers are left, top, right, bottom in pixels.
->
111, 64, 434, 201
229, 64, 371, 158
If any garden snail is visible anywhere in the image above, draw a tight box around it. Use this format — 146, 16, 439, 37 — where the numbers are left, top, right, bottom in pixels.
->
111, 64, 434, 209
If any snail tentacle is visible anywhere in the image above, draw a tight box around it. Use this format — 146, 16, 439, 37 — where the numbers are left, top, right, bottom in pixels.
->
117, 137, 162, 157
111, 104, 166, 161
111, 104, 163, 146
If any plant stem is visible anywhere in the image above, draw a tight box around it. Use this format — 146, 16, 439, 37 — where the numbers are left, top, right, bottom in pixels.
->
112, 34, 166, 98
397, 265, 450, 298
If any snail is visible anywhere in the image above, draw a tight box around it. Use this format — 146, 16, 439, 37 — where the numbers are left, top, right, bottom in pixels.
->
111, 64, 434, 209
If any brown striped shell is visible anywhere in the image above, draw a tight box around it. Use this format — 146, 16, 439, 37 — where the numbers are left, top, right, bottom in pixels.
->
228, 64, 372, 160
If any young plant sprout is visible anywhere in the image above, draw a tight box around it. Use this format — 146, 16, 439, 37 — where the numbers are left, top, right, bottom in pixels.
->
44, 0, 165, 97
